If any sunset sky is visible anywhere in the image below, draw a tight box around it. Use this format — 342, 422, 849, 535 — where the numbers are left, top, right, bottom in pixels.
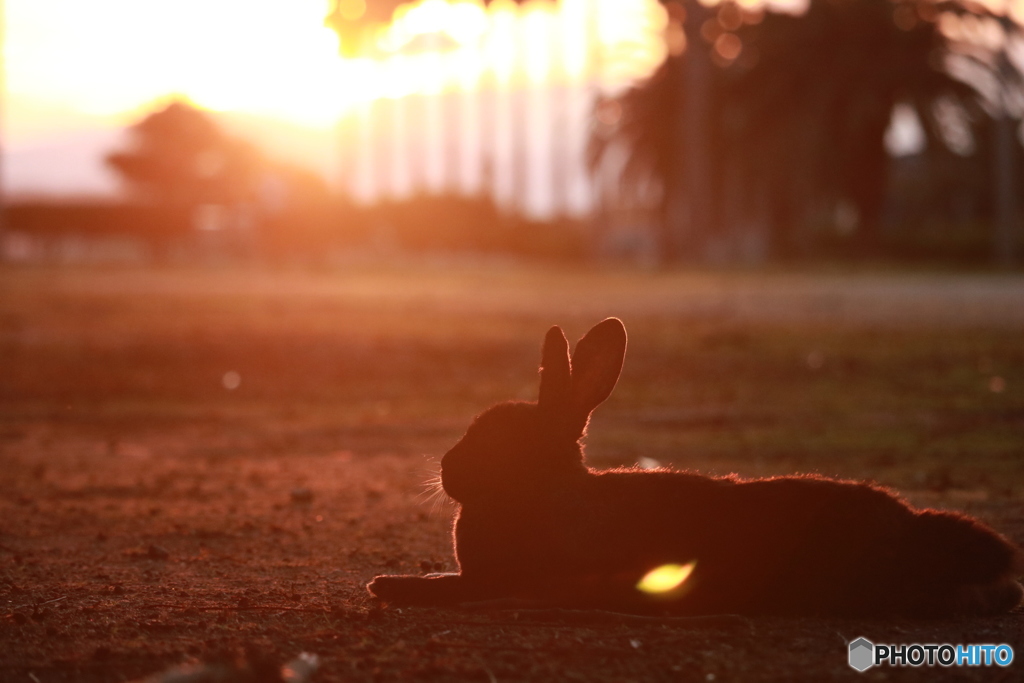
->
4, 0, 668, 199
9, 0, 1006, 202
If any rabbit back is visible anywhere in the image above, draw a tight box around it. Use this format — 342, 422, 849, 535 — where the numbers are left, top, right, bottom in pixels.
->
451, 469, 1022, 616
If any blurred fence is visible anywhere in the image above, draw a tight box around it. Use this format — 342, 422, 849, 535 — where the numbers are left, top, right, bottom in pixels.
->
340, 82, 594, 220
1, 196, 587, 265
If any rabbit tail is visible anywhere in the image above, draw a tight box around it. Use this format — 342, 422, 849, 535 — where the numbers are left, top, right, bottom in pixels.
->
903, 510, 1024, 616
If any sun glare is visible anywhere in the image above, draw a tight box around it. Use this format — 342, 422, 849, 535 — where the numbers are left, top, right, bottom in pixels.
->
8, 0, 347, 127
8, 0, 666, 135
636, 561, 697, 595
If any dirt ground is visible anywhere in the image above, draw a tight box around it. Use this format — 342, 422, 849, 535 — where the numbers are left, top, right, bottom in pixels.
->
2, 264, 1023, 682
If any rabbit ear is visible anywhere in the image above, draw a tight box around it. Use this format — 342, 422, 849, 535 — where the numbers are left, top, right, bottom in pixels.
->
538, 325, 572, 416
567, 318, 627, 434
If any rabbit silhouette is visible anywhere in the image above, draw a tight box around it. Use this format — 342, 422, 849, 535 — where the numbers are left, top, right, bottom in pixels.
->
369, 318, 1022, 616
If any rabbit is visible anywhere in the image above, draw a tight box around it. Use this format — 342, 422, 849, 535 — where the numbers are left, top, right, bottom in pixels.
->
369, 318, 1023, 616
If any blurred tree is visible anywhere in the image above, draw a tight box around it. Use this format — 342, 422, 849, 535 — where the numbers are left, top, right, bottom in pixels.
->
590, 0, 1023, 260
106, 101, 263, 207
107, 101, 343, 262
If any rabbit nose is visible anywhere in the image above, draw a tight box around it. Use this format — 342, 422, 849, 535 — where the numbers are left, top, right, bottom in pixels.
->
439, 447, 467, 500
439, 451, 454, 480
440, 443, 462, 469
440, 452, 461, 480
439, 460, 460, 501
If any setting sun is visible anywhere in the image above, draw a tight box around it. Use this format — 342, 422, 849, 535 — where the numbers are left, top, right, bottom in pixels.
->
6, 0, 667, 199
8, 0, 348, 127
8, 0, 666, 134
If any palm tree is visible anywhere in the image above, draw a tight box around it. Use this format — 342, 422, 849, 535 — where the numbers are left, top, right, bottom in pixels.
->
590, 0, 1022, 260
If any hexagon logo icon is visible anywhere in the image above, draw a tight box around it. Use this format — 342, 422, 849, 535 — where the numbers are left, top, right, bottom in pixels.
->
848, 637, 874, 672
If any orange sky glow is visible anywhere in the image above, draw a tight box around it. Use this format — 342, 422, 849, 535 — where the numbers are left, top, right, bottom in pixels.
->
6, 0, 668, 141
8, 0, 1022, 199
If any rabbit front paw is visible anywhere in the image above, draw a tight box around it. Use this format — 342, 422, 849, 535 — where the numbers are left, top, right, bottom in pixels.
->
368, 573, 468, 606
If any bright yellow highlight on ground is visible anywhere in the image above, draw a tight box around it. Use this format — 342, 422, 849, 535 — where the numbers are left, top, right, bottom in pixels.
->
636, 561, 697, 594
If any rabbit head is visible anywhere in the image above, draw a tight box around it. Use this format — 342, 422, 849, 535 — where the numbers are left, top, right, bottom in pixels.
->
440, 318, 628, 505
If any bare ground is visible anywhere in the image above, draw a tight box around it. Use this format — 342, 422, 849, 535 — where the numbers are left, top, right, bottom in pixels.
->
2, 264, 1023, 682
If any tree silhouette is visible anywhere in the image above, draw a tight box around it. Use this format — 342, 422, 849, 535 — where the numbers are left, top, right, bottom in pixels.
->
590, 0, 1023, 259
107, 101, 263, 206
